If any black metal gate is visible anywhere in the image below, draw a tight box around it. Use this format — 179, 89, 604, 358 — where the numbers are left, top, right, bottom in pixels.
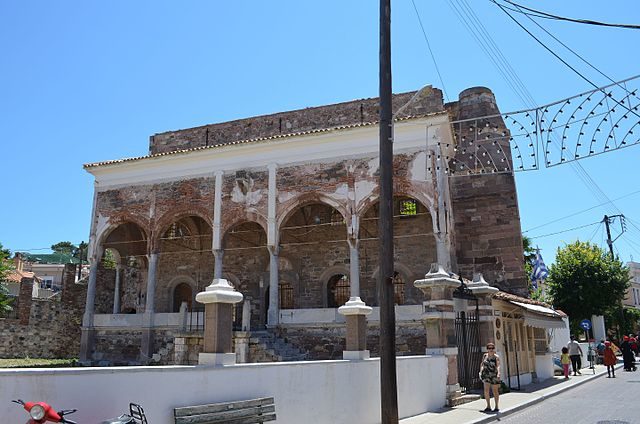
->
455, 311, 483, 393
453, 277, 482, 393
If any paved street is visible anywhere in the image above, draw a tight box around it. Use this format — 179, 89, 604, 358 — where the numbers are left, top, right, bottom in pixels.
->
497, 368, 639, 424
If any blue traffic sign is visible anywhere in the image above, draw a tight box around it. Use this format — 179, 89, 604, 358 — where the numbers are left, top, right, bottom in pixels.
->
580, 319, 592, 330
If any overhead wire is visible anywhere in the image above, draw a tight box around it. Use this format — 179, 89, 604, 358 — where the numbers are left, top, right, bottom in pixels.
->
523, 189, 640, 233
528, 221, 600, 240
411, 0, 450, 102
497, 0, 640, 30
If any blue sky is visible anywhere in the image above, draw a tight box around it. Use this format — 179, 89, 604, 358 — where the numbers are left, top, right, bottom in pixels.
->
1, 1, 639, 268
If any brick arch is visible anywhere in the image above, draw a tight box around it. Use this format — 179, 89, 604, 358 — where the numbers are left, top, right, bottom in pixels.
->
370, 262, 415, 305
355, 186, 436, 218
96, 215, 150, 260
152, 205, 213, 250
319, 265, 350, 308
277, 193, 350, 231
221, 215, 269, 246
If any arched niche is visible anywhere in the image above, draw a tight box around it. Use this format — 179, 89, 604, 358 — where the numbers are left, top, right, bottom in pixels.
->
222, 221, 268, 329
279, 202, 349, 309
358, 196, 436, 305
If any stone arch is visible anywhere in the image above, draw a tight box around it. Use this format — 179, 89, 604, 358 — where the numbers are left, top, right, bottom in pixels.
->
371, 262, 415, 305
153, 206, 213, 251
356, 187, 436, 219
167, 275, 197, 312
319, 265, 350, 308
277, 193, 349, 231
221, 216, 269, 247
100, 220, 149, 261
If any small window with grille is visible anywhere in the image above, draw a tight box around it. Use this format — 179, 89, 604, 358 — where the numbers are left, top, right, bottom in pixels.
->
327, 274, 350, 307
398, 199, 417, 217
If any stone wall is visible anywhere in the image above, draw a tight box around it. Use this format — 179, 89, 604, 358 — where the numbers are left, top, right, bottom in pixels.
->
447, 87, 527, 295
149, 89, 445, 155
0, 264, 86, 359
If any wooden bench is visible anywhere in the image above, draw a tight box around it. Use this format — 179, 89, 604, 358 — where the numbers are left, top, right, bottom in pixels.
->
174, 397, 276, 424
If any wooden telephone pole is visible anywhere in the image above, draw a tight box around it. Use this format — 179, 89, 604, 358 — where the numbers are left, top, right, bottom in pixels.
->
379, 0, 398, 422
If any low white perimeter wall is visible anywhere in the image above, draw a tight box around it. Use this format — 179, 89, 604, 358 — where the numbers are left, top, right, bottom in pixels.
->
0, 355, 446, 424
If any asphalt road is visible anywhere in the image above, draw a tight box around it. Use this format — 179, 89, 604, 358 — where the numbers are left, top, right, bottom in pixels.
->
497, 368, 640, 424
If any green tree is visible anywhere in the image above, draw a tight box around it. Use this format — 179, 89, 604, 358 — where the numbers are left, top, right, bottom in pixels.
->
51, 241, 76, 256
547, 241, 630, 332
0, 242, 15, 316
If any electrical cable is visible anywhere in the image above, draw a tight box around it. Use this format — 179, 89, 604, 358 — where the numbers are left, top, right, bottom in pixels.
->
523, 189, 640, 233
493, 0, 640, 119
411, 0, 450, 102
528, 221, 600, 239
496, 0, 640, 30
507, 2, 640, 102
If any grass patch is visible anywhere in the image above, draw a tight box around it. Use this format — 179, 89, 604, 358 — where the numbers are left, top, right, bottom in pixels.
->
0, 358, 78, 368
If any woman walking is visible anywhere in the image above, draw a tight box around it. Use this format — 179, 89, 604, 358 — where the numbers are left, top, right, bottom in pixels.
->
479, 342, 501, 413
603, 341, 617, 378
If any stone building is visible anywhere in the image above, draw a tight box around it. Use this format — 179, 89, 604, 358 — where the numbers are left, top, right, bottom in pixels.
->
80, 85, 530, 365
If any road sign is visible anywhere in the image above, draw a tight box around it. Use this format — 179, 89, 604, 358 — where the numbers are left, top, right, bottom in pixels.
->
580, 319, 592, 331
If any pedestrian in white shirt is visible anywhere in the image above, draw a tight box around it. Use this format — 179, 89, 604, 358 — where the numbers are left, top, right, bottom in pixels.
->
567, 335, 583, 375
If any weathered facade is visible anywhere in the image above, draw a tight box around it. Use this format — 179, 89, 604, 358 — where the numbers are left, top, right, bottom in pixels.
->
80, 86, 528, 365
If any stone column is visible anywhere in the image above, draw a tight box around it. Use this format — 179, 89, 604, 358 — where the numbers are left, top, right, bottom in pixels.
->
196, 278, 243, 366
467, 273, 499, 350
141, 251, 159, 362
337, 237, 373, 359
79, 259, 100, 362
414, 263, 461, 404
267, 246, 279, 326
213, 249, 224, 279
112, 264, 123, 314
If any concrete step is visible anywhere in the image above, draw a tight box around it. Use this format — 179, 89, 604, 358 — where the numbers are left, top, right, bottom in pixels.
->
448, 394, 481, 407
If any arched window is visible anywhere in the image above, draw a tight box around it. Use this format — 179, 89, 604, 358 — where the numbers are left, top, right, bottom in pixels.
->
164, 222, 191, 239
327, 274, 350, 307
173, 282, 193, 312
393, 272, 404, 305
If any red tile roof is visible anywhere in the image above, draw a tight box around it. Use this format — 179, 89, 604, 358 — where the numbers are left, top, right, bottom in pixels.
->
4, 270, 36, 283
494, 291, 567, 317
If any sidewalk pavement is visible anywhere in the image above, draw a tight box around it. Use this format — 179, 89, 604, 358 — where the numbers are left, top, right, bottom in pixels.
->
401, 363, 623, 424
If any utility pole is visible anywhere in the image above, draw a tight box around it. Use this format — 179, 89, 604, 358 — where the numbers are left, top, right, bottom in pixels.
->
603, 214, 626, 338
604, 215, 614, 258
379, 0, 398, 422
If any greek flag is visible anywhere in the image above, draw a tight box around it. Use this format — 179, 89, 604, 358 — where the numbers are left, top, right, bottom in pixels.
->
530, 250, 549, 288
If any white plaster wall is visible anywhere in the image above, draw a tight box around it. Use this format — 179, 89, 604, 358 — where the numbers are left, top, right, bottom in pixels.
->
278, 305, 424, 325
535, 354, 554, 380
1, 356, 446, 424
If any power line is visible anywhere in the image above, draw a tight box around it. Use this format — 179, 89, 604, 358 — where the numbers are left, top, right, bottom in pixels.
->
410, 0, 450, 101
495, 0, 640, 30
523, 189, 640, 233
528, 221, 600, 240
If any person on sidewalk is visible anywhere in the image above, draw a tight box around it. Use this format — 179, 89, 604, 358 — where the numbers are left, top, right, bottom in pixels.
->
621, 335, 636, 371
567, 335, 583, 375
561, 347, 571, 379
603, 341, 617, 378
479, 342, 501, 413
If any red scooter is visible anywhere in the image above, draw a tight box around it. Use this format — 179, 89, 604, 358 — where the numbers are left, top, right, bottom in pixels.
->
12, 400, 147, 424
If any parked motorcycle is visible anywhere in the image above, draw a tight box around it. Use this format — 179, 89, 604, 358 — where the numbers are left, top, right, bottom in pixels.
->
12, 399, 147, 424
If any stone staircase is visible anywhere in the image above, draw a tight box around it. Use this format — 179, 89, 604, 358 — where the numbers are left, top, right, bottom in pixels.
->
249, 330, 308, 362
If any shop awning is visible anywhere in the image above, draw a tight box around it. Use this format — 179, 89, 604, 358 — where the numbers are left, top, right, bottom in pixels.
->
510, 301, 566, 329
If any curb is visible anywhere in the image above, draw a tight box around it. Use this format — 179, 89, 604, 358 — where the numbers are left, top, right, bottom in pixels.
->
466, 364, 623, 424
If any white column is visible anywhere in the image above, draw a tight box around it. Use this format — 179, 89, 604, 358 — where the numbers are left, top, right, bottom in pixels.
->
267, 246, 279, 326
113, 264, 123, 314
213, 249, 224, 279
211, 171, 224, 281
82, 260, 100, 327
434, 143, 452, 271
145, 253, 159, 315
348, 238, 361, 300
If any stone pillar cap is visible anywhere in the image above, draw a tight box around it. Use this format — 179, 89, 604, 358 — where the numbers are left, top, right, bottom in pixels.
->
338, 297, 373, 316
196, 278, 244, 305
414, 263, 460, 289
467, 273, 499, 295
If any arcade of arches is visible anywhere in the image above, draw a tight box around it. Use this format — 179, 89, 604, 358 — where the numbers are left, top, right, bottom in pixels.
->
90, 197, 437, 330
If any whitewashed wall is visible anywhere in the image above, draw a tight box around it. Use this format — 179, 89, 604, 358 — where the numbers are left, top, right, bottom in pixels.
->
1, 356, 446, 424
